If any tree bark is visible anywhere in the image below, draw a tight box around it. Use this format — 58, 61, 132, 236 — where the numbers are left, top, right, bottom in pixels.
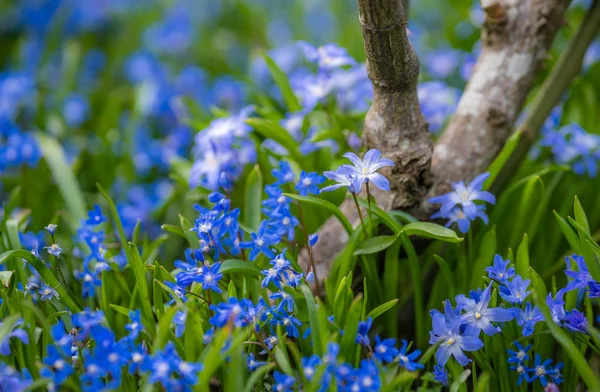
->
305, 0, 430, 279
418, 0, 572, 215
310, 0, 574, 284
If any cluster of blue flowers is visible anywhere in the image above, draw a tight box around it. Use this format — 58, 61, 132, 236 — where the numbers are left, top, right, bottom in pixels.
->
429, 251, 600, 387
429, 172, 495, 233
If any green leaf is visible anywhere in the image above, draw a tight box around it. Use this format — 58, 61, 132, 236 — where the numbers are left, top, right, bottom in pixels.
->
243, 363, 275, 392
37, 133, 87, 226
128, 243, 155, 328
244, 165, 263, 231
262, 53, 302, 112
533, 289, 600, 391
483, 131, 521, 190
161, 224, 185, 238
356, 198, 402, 233
0, 314, 22, 349
300, 284, 323, 355
553, 211, 582, 254
97, 183, 131, 260
401, 222, 463, 243
515, 234, 530, 278
470, 227, 496, 290
220, 259, 262, 276
573, 196, 590, 233
284, 193, 353, 235
366, 299, 398, 320
528, 267, 548, 302
353, 234, 399, 256
246, 118, 302, 162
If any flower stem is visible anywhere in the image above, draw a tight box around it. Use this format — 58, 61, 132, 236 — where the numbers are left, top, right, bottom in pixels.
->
297, 202, 320, 288
351, 192, 368, 237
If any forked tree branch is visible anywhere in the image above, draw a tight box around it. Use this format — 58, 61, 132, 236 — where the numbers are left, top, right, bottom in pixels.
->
309, 0, 583, 286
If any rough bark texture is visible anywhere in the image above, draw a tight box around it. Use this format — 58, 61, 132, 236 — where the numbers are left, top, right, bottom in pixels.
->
310, 0, 573, 285
304, 0, 431, 278
417, 0, 572, 216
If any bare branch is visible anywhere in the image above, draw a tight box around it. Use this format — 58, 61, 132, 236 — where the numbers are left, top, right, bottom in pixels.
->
493, 0, 600, 191
421, 0, 572, 212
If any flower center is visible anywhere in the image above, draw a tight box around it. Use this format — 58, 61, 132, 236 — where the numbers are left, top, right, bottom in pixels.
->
256, 239, 264, 246
536, 366, 545, 376
302, 178, 311, 186
474, 312, 482, 320
446, 337, 456, 345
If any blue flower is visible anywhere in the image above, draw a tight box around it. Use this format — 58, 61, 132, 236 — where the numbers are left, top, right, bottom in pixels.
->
63, 93, 89, 128
41, 345, 74, 385
507, 341, 531, 364
433, 364, 449, 386
510, 362, 531, 385
0, 364, 31, 391
528, 354, 554, 387
262, 185, 290, 215
398, 340, 424, 371
163, 281, 188, 305
239, 221, 280, 260
338, 149, 395, 192
564, 254, 595, 292
429, 312, 483, 366
432, 204, 490, 234
320, 168, 357, 193
429, 173, 495, 220
515, 302, 544, 336
270, 291, 294, 313
0, 319, 29, 356
302, 355, 321, 381
264, 335, 279, 350
373, 335, 399, 363
298, 42, 355, 72
198, 262, 223, 293
457, 284, 515, 335
125, 310, 143, 340
356, 317, 372, 346
44, 243, 64, 257
273, 371, 295, 392
272, 161, 296, 185
308, 233, 318, 247
352, 359, 381, 391
276, 311, 302, 338
546, 290, 566, 325
564, 309, 589, 333
499, 275, 531, 304
39, 283, 59, 301
44, 224, 58, 235
86, 204, 107, 226
295, 171, 325, 196
247, 353, 266, 371
485, 254, 515, 283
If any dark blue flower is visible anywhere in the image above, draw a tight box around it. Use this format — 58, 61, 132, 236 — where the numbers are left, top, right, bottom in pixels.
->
564, 309, 589, 333
429, 312, 483, 366
356, 317, 372, 346
433, 364, 449, 386
239, 221, 279, 260
510, 363, 531, 385
247, 353, 266, 371
273, 371, 295, 392
373, 335, 399, 363
126, 309, 143, 340
485, 254, 515, 283
86, 204, 107, 226
302, 355, 321, 381
197, 262, 223, 293
457, 284, 515, 335
163, 281, 188, 305
41, 345, 73, 385
499, 275, 531, 304
272, 161, 296, 185
528, 354, 554, 387
507, 341, 532, 364
398, 339, 424, 371
295, 171, 325, 196
515, 302, 544, 336
0, 319, 29, 356
564, 254, 596, 292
